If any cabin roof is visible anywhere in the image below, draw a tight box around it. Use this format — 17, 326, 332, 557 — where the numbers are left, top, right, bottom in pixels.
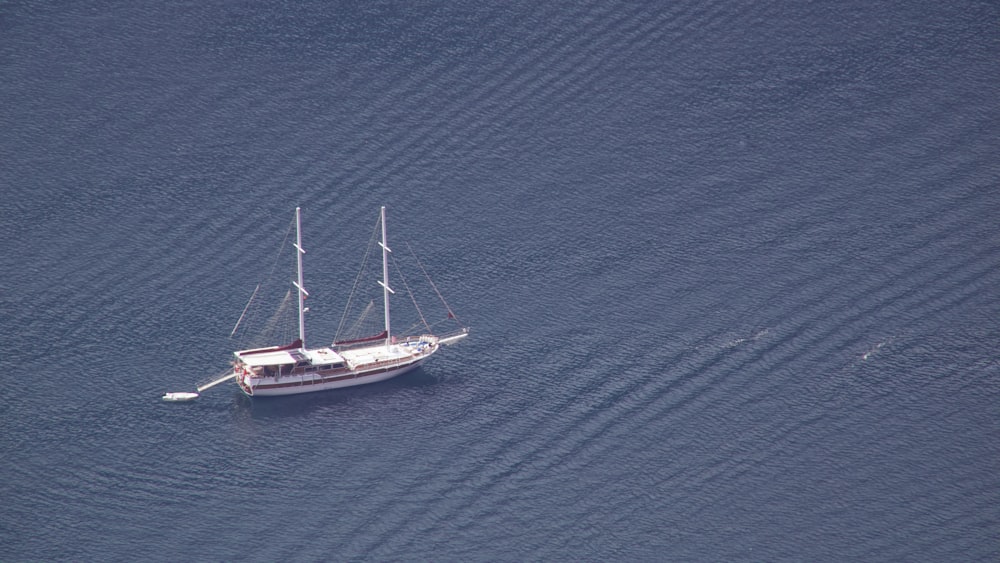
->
235, 346, 345, 367
304, 347, 346, 365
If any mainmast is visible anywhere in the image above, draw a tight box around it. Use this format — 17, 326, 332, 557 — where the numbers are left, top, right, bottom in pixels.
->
377, 206, 394, 349
292, 207, 308, 348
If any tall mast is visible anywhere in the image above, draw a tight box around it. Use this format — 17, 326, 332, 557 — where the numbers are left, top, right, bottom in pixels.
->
292, 207, 308, 348
377, 206, 394, 348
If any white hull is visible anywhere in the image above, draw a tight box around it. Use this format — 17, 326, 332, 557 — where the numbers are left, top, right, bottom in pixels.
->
239, 358, 425, 397
236, 338, 438, 397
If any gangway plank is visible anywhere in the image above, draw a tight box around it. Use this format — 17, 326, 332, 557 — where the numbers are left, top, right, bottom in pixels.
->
197, 372, 237, 392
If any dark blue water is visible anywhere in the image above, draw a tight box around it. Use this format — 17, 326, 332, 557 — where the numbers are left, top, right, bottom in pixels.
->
2, 1, 998, 560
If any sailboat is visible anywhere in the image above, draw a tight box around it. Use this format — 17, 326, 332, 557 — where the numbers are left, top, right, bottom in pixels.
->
198, 206, 468, 398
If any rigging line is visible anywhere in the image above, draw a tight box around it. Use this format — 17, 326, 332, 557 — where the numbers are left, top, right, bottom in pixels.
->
400, 316, 454, 338
335, 214, 383, 341
344, 300, 377, 339
230, 283, 260, 337
400, 316, 445, 335
390, 251, 430, 332
268, 216, 296, 282
400, 320, 424, 336
232, 215, 295, 342
405, 241, 461, 325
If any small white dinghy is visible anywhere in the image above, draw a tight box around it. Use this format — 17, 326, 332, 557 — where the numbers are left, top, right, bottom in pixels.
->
162, 392, 199, 402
